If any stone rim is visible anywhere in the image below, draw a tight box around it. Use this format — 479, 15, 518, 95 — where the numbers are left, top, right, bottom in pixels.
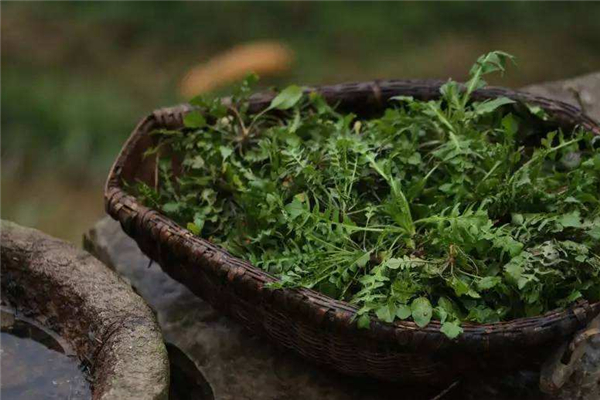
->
0, 220, 170, 400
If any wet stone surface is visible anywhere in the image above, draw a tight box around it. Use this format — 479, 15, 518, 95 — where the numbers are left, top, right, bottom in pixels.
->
85, 73, 600, 400
0, 308, 92, 400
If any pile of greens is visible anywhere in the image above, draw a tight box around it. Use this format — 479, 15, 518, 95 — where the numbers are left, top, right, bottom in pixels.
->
134, 52, 600, 338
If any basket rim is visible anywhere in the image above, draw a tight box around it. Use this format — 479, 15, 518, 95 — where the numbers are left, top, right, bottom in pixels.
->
105, 79, 600, 344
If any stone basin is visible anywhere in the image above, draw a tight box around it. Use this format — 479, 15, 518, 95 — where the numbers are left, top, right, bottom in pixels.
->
0, 220, 170, 399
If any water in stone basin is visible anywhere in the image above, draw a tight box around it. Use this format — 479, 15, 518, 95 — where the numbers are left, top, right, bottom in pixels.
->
0, 308, 91, 400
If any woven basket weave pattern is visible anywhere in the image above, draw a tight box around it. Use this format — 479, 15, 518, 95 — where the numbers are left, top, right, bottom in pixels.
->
106, 80, 600, 383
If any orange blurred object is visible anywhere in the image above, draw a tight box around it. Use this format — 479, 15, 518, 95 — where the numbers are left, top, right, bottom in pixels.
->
180, 41, 294, 98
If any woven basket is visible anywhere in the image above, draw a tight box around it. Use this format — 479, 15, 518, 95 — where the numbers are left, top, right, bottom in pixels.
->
105, 80, 600, 384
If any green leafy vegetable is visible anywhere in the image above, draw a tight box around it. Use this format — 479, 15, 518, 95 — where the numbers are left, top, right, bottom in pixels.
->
132, 51, 600, 338
411, 297, 433, 327
441, 321, 464, 339
183, 111, 206, 128
269, 85, 303, 110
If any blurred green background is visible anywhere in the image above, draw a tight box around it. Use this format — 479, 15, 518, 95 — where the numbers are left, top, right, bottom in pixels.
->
3, 2, 600, 243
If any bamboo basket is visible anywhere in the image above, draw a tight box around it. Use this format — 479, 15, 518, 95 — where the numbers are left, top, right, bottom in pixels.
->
105, 80, 600, 384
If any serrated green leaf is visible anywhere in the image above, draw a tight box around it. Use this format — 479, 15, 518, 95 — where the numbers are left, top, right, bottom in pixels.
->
477, 276, 501, 291
284, 197, 305, 220
355, 251, 372, 268
449, 276, 470, 297
559, 211, 583, 228
587, 225, 600, 240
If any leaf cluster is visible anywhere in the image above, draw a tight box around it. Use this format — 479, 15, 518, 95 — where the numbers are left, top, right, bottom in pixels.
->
133, 52, 600, 338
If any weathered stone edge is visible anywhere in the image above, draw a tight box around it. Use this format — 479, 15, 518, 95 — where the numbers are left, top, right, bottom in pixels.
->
0, 220, 170, 400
